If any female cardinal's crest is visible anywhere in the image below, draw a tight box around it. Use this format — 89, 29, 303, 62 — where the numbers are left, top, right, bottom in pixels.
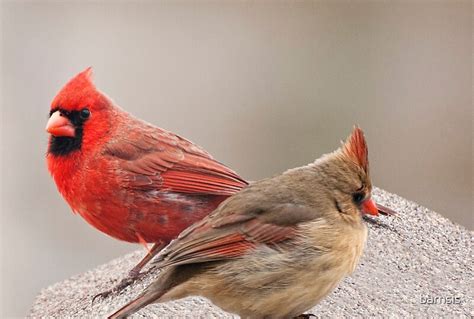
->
342, 127, 369, 173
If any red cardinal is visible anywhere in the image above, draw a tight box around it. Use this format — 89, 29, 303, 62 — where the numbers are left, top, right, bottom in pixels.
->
46, 68, 248, 294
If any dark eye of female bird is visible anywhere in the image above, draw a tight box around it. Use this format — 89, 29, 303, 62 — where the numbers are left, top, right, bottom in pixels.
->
352, 192, 365, 205
80, 108, 90, 120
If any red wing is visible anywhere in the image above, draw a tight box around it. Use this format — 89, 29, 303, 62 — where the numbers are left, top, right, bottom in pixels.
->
106, 128, 247, 196
160, 153, 247, 195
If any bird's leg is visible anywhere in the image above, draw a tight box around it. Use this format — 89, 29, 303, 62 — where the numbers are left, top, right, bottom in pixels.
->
294, 314, 317, 319
92, 241, 165, 302
128, 241, 165, 277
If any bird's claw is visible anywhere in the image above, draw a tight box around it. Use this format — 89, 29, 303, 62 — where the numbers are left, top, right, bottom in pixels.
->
91, 274, 142, 303
92, 290, 112, 304
91, 247, 161, 304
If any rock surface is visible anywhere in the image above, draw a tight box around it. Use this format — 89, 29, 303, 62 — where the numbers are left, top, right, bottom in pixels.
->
29, 188, 473, 318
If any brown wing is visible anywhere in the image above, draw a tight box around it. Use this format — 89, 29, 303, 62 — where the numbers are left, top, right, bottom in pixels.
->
154, 203, 317, 268
104, 125, 247, 196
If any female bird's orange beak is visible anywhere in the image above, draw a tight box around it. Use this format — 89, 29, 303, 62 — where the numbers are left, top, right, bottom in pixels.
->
46, 111, 75, 137
361, 199, 379, 216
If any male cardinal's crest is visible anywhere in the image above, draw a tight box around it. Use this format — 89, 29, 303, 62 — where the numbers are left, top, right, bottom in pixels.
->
63, 66, 94, 90
52, 67, 96, 110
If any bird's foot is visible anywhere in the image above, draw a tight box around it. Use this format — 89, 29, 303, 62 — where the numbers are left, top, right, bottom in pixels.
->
92, 241, 165, 303
294, 314, 317, 319
92, 270, 146, 303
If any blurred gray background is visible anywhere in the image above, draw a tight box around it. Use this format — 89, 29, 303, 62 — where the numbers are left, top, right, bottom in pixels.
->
1, 1, 472, 317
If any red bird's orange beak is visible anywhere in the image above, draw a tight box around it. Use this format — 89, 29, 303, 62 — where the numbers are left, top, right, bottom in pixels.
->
361, 198, 379, 216
46, 111, 75, 137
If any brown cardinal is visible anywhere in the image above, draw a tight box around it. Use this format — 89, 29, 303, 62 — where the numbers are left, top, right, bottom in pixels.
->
45, 68, 248, 294
109, 127, 383, 318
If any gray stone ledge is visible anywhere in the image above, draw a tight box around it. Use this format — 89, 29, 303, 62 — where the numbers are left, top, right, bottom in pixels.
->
29, 188, 473, 318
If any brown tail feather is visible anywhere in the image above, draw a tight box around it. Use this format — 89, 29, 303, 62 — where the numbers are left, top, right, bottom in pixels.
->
108, 290, 163, 319
108, 264, 207, 318
108, 266, 179, 318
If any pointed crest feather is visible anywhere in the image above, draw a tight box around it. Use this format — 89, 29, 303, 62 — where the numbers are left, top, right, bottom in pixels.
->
51, 67, 97, 111
71, 66, 94, 87
82, 66, 94, 80
61, 66, 95, 93
342, 126, 368, 172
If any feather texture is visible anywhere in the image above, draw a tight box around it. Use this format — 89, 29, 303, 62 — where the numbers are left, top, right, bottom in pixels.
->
153, 202, 317, 268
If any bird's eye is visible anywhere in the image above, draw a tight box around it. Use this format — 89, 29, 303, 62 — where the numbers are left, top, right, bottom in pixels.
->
80, 108, 90, 120
352, 192, 365, 204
